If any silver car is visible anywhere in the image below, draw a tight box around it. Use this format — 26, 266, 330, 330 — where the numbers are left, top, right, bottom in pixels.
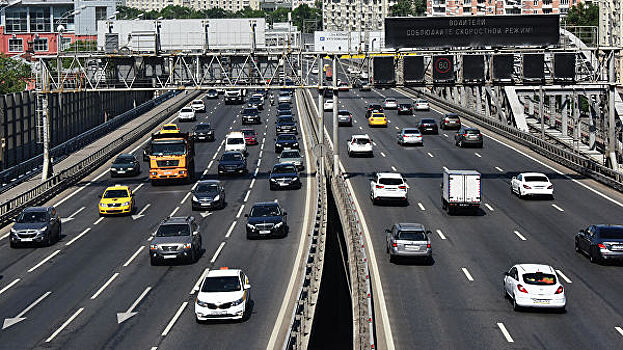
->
150, 216, 202, 265
385, 223, 432, 263
278, 148, 304, 170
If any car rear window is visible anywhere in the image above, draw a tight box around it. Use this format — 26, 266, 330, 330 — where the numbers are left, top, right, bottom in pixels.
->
195, 124, 211, 130
181, 107, 193, 112
227, 138, 244, 145
279, 117, 295, 123
338, 110, 351, 115
599, 227, 623, 239
379, 178, 404, 185
278, 135, 296, 141
421, 119, 435, 123
354, 138, 370, 145
524, 176, 549, 182
522, 272, 556, 285
281, 151, 300, 158
403, 129, 420, 135
202, 276, 241, 293
445, 115, 459, 120
398, 231, 426, 241
465, 129, 481, 134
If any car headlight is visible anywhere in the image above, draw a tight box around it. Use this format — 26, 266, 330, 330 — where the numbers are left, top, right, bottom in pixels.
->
127, 167, 134, 170
213, 195, 220, 201
149, 244, 158, 250
246, 224, 255, 230
100, 203, 107, 208
183, 243, 192, 249
275, 222, 284, 228
231, 296, 245, 306
10, 227, 17, 233
293, 143, 298, 146
196, 298, 209, 307
293, 177, 299, 181
122, 202, 130, 206
270, 178, 277, 182
192, 195, 199, 202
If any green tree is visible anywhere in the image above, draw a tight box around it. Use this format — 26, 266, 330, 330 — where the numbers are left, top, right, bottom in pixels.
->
390, 0, 425, 16
0, 54, 32, 94
292, 4, 321, 33
563, 2, 599, 27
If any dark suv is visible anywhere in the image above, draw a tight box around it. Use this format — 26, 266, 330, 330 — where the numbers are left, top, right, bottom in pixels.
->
455, 127, 483, 148
417, 118, 438, 134
245, 202, 288, 239
440, 113, 461, 130
149, 216, 202, 264
242, 107, 261, 124
10, 206, 61, 247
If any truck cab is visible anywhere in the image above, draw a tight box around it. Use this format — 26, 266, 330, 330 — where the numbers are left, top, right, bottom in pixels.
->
148, 131, 195, 184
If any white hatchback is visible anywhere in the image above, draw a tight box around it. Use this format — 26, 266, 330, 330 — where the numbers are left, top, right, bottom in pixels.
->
347, 134, 373, 157
195, 268, 251, 321
503, 264, 566, 312
511, 172, 554, 199
324, 99, 334, 111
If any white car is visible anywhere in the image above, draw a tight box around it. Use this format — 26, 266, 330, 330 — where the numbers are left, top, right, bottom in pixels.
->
360, 72, 369, 79
251, 93, 264, 103
178, 107, 196, 122
414, 99, 430, 111
347, 134, 373, 157
503, 264, 566, 312
195, 268, 251, 321
323, 99, 334, 112
191, 99, 205, 112
383, 98, 398, 109
224, 132, 247, 154
511, 172, 554, 199
311, 67, 320, 74
370, 172, 408, 204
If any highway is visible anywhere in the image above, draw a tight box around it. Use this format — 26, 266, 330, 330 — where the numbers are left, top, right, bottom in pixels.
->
0, 93, 316, 349
311, 83, 623, 349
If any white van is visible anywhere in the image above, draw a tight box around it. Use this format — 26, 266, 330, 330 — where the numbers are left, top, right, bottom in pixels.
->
224, 132, 247, 154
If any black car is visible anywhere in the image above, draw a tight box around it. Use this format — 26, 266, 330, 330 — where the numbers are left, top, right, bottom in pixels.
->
110, 153, 141, 177
245, 202, 288, 239
206, 89, 218, 99
440, 113, 461, 130
454, 127, 483, 148
193, 122, 215, 142
269, 163, 301, 190
247, 96, 264, 110
242, 107, 261, 125
218, 151, 247, 176
191, 180, 225, 210
275, 134, 299, 153
417, 118, 439, 135
10, 206, 61, 247
277, 103, 292, 112
575, 225, 623, 264
276, 116, 298, 134
397, 103, 413, 115
366, 104, 384, 118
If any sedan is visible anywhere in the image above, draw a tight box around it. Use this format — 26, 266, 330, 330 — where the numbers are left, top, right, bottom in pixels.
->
323, 99, 334, 112
503, 264, 566, 312
439, 113, 461, 130
218, 151, 247, 176
269, 163, 301, 190
278, 148, 304, 170
454, 127, 483, 147
241, 129, 258, 145
178, 107, 196, 122
397, 103, 413, 115
396, 128, 423, 146
383, 98, 398, 109
191, 100, 206, 112
195, 268, 251, 321
417, 118, 438, 134
193, 123, 215, 142
385, 223, 432, 263
414, 99, 430, 111
575, 224, 623, 264
511, 172, 554, 199
191, 180, 225, 210
110, 153, 140, 177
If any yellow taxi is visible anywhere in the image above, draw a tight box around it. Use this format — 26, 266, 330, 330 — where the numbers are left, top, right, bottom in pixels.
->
99, 185, 135, 216
368, 112, 388, 127
159, 123, 180, 134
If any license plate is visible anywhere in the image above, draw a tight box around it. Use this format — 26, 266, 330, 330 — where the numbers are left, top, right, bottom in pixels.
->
259, 230, 271, 235
279, 182, 289, 186
162, 255, 177, 259
164, 171, 172, 175
405, 245, 420, 251
212, 311, 229, 315
20, 238, 33, 242
117, 170, 126, 174
533, 299, 550, 304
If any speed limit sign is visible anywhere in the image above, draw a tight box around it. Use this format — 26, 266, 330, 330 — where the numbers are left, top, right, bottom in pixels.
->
433, 55, 454, 82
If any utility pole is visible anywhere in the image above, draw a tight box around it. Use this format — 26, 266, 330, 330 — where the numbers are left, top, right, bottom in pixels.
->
332, 55, 339, 175
318, 57, 324, 145
607, 50, 619, 169
40, 62, 51, 181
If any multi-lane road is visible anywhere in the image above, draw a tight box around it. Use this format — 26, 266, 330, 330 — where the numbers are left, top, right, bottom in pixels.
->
312, 82, 623, 349
0, 93, 316, 349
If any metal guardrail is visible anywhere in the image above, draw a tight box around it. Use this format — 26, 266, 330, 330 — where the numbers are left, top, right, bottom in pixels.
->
299, 88, 376, 350
0, 90, 201, 227
0, 91, 178, 193
403, 87, 623, 192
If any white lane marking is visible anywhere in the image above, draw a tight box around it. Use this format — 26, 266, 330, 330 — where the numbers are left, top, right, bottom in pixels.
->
417, 202, 426, 211
236, 205, 245, 219
0, 278, 20, 296
90, 272, 120, 300
65, 228, 91, 246
436, 229, 447, 240
461, 268, 474, 281
615, 326, 623, 337
170, 206, 180, 216
475, 152, 482, 158
28, 250, 60, 273
257, 158, 262, 167
427, 152, 434, 158
380, 152, 386, 157
552, 204, 564, 212
443, 134, 449, 138
133, 183, 144, 193
161, 302, 188, 337
54, 170, 108, 207
190, 268, 210, 294
372, 142, 377, 146
249, 178, 256, 189
3, 291, 52, 329
207, 160, 213, 169
62, 206, 86, 223
495, 166, 504, 172
225, 221, 238, 238
212, 152, 218, 160
259, 150, 263, 158
261, 143, 265, 150
203, 169, 208, 176
243, 190, 251, 202
210, 242, 226, 263
556, 269, 572, 283
180, 192, 191, 204
93, 217, 104, 225
253, 168, 259, 177
513, 230, 527, 241
0, 232, 9, 240
117, 286, 152, 324
497, 322, 514, 343
391, 166, 397, 171
485, 203, 494, 211
123, 246, 145, 267
394, 126, 399, 130
359, 126, 363, 130
45, 307, 84, 343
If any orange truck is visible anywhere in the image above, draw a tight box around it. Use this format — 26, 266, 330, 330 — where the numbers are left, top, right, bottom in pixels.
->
147, 131, 195, 184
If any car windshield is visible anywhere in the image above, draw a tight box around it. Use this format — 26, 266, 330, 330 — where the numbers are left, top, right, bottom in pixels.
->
208, 89, 217, 94
379, 178, 404, 185
273, 165, 297, 174
249, 97, 261, 103
181, 107, 193, 113
399, 104, 411, 108
227, 138, 244, 145
278, 135, 296, 141
281, 151, 300, 158
243, 108, 257, 115
403, 129, 420, 135
192, 100, 202, 104
354, 138, 370, 145
151, 141, 186, 156
113, 156, 134, 164
523, 272, 557, 285
338, 110, 350, 115
221, 153, 243, 161
465, 129, 481, 135
278, 117, 295, 123
197, 184, 219, 193
398, 230, 426, 241
385, 99, 396, 102
278, 110, 292, 116
326, 100, 333, 104
524, 176, 549, 182
17, 211, 48, 223
242, 130, 255, 136
445, 115, 459, 120
416, 100, 427, 104
599, 227, 623, 239
421, 119, 436, 124
195, 124, 211, 131
202, 276, 241, 293
156, 224, 190, 237
369, 104, 382, 109
250, 205, 280, 217
162, 125, 177, 130
371, 114, 384, 118
103, 189, 129, 198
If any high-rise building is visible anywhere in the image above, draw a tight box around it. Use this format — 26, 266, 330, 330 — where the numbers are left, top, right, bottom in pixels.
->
427, 0, 581, 16
599, 0, 623, 83
322, 0, 398, 31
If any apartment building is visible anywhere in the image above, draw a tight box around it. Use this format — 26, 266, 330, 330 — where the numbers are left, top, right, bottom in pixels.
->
125, 0, 259, 11
599, 0, 622, 84
323, 0, 397, 31
427, 0, 581, 16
